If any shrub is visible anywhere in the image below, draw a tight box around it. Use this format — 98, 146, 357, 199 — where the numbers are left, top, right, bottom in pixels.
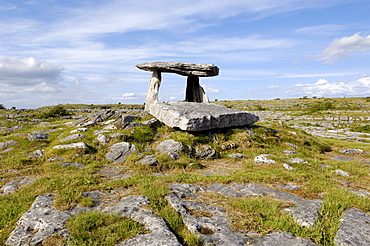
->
39, 105, 71, 118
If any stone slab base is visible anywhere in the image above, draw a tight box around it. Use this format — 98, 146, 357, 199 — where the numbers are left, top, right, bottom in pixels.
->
147, 102, 259, 131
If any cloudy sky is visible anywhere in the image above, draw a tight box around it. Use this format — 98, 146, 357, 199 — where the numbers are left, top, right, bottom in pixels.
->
1, 0, 370, 108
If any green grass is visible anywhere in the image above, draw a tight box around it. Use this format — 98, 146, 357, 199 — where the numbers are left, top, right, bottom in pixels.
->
67, 211, 147, 246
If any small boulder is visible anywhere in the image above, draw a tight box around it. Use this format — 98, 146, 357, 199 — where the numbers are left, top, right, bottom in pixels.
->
289, 158, 308, 164
97, 134, 109, 145
27, 134, 49, 141
339, 148, 364, 154
59, 133, 86, 142
105, 142, 136, 163
254, 154, 276, 165
195, 145, 216, 159
52, 142, 89, 149
156, 139, 182, 154
137, 155, 158, 166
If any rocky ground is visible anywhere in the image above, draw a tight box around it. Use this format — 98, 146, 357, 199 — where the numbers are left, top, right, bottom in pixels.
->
1, 98, 370, 246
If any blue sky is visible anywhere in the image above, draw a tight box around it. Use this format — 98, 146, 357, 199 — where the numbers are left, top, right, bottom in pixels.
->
1, 0, 370, 108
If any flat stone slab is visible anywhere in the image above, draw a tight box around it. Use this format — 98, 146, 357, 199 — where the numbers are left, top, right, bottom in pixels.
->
136, 62, 219, 77
334, 208, 370, 246
147, 102, 259, 131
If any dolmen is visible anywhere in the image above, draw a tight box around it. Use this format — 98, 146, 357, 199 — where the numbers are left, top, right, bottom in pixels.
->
136, 62, 259, 131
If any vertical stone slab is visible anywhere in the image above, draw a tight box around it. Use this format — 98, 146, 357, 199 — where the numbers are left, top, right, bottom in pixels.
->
186, 75, 209, 103
145, 70, 161, 111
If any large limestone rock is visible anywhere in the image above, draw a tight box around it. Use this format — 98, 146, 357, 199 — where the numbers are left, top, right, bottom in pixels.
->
147, 102, 259, 131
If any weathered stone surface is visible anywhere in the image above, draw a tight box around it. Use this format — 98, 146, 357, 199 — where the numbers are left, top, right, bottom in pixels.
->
283, 150, 296, 156
289, 158, 308, 164
59, 133, 86, 142
228, 153, 245, 159
76, 110, 120, 127
59, 162, 85, 168
0, 140, 17, 148
137, 155, 158, 166
97, 134, 109, 145
5, 194, 73, 246
275, 183, 301, 191
195, 145, 216, 159
335, 169, 350, 177
70, 127, 89, 133
339, 148, 365, 154
136, 62, 219, 77
156, 139, 182, 154
282, 163, 296, 170
28, 149, 44, 158
102, 195, 181, 246
147, 102, 259, 131
27, 133, 49, 141
252, 231, 319, 246
1, 178, 35, 195
334, 208, 370, 246
105, 142, 136, 163
254, 154, 276, 165
53, 142, 88, 149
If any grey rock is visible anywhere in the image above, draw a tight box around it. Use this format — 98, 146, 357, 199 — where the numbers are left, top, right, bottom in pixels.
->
103, 124, 117, 130
286, 143, 299, 149
166, 193, 253, 246
52, 142, 89, 149
48, 157, 66, 162
147, 102, 259, 131
195, 145, 216, 159
27, 133, 49, 141
94, 130, 111, 135
59, 162, 85, 168
102, 195, 181, 246
349, 189, 370, 197
251, 231, 318, 246
168, 152, 181, 160
334, 208, 370, 246
142, 118, 158, 125
282, 163, 296, 170
156, 139, 182, 154
275, 183, 301, 191
1, 125, 23, 133
70, 127, 89, 133
5, 193, 73, 246
0, 140, 17, 148
136, 62, 219, 77
319, 164, 330, 168
137, 155, 158, 166
228, 153, 245, 159
59, 133, 86, 142
339, 148, 365, 154
105, 142, 136, 163
330, 156, 356, 162
289, 158, 308, 164
1, 178, 35, 195
254, 154, 276, 165
1, 147, 14, 153
28, 149, 44, 158
97, 134, 109, 145
335, 169, 350, 177
283, 150, 296, 156
76, 110, 120, 127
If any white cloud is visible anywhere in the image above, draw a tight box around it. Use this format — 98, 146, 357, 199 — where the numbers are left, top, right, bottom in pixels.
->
120, 92, 147, 101
202, 85, 227, 94
0, 56, 63, 86
318, 33, 370, 63
295, 24, 344, 35
248, 76, 370, 99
